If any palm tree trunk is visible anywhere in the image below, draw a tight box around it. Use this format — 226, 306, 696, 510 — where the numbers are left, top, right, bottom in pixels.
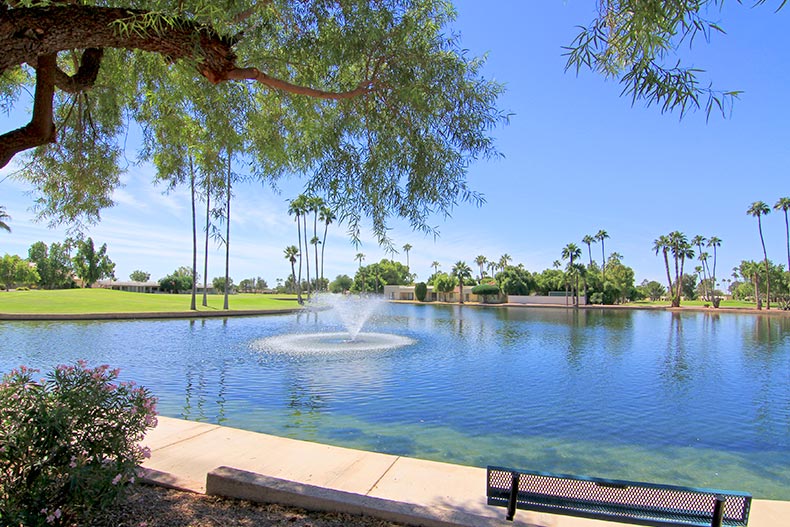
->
223, 154, 231, 311
320, 222, 329, 292
758, 217, 770, 310
189, 155, 197, 311
202, 178, 210, 307
302, 215, 311, 298
785, 210, 790, 273
295, 217, 303, 304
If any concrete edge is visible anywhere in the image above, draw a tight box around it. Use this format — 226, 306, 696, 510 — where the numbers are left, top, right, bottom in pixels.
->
205, 466, 511, 527
137, 466, 203, 493
0, 308, 301, 321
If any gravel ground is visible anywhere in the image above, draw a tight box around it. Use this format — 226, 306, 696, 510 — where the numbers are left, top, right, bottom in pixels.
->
91, 484, 404, 527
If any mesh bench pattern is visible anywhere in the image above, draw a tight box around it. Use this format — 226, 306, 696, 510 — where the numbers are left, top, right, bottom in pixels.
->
487, 466, 751, 527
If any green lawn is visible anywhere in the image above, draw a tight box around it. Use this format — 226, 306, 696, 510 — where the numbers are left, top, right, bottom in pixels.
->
0, 288, 301, 314
627, 299, 757, 309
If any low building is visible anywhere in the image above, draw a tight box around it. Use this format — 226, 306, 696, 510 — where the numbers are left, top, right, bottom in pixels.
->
384, 285, 586, 305
97, 280, 161, 294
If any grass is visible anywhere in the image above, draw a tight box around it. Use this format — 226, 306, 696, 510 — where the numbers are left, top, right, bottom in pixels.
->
627, 299, 757, 309
0, 288, 301, 314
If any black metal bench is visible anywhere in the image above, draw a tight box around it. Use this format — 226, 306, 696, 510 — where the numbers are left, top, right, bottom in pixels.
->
487, 466, 751, 527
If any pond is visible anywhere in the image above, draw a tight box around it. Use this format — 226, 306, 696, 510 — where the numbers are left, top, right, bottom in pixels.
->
1, 303, 789, 499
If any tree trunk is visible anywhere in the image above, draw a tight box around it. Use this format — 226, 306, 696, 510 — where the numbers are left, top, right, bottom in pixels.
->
189, 155, 197, 311
223, 154, 231, 310
302, 215, 311, 299
758, 218, 770, 310
202, 180, 210, 307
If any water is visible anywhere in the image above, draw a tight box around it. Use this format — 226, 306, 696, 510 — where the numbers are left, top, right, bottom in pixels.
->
1, 304, 789, 499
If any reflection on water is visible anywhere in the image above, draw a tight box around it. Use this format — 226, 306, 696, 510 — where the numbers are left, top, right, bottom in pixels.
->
1, 305, 789, 499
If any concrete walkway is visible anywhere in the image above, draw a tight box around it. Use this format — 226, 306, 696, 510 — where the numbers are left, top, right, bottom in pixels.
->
142, 416, 789, 527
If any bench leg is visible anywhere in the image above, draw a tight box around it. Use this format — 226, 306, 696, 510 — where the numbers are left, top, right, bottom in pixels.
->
711, 496, 725, 527
507, 472, 520, 521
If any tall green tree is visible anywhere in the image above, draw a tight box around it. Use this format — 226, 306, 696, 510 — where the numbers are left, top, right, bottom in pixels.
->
129, 270, 150, 282
564, 1, 779, 118
451, 261, 472, 304
595, 229, 609, 283
474, 255, 487, 280
28, 241, 73, 289
498, 254, 512, 272
691, 235, 709, 301
582, 234, 595, 267
284, 245, 301, 302
653, 235, 674, 305
562, 242, 582, 306
667, 231, 694, 307
403, 244, 413, 278
706, 236, 722, 306
774, 197, 790, 273
3, 1, 505, 253
318, 206, 336, 292
747, 201, 771, 310
72, 237, 115, 287
0, 254, 39, 291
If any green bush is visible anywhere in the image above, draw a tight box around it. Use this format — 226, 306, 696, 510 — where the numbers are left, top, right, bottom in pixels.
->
471, 283, 500, 303
414, 282, 428, 302
0, 362, 158, 526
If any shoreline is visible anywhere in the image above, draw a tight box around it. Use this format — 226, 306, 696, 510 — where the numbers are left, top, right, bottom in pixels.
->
2, 300, 788, 321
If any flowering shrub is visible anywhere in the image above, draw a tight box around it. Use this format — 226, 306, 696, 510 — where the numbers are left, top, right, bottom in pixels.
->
0, 362, 157, 526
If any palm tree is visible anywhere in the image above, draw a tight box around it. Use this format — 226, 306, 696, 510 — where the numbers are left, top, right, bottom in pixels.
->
691, 235, 708, 301
431, 261, 441, 275
287, 196, 306, 298
0, 206, 11, 233
310, 235, 320, 289
355, 253, 365, 292
582, 234, 595, 267
451, 261, 473, 304
707, 236, 722, 305
486, 260, 497, 278
284, 245, 301, 303
319, 206, 335, 292
562, 243, 582, 306
222, 152, 233, 310
474, 255, 487, 280
653, 236, 674, 306
498, 254, 512, 272
596, 230, 609, 281
403, 243, 413, 276
309, 196, 324, 291
774, 197, 790, 273
740, 260, 763, 309
747, 201, 771, 309
668, 231, 694, 307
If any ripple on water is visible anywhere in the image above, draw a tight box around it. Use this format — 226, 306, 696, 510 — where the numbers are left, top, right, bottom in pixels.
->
251, 331, 415, 354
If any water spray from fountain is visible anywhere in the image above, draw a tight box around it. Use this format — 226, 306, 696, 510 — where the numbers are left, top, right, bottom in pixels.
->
253, 293, 415, 353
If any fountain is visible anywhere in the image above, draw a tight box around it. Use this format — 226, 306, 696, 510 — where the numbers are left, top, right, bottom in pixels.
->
253, 293, 415, 353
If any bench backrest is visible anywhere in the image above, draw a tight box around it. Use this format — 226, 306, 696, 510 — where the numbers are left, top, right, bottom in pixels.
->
487, 466, 752, 527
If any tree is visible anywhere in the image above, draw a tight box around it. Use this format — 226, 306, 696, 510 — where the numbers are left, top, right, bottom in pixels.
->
565, 1, 776, 118
319, 206, 336, 292
691, 235, 709, 301
653, 235, 674, 306
451, 261, 472, 304
639, 280, 666, 302
498, 254, 512, 272
72, 237, 115, 287
329, 274, 353, 294
474, 255, 487, 280
284, 245, 300, 303
739, 260, 763, 309
403, 244, 413, 278
129, 270, 151, 282
497, 265, 534, 296
0, 206, 10, 233
582, 234, 595, 267
309, 195, 324, 293
158, 270, 192, 294
431, 261, 441, 275
774, 197, 790, 273
706, 236, 722, 307
414, 282, 428, 302
747, 201, 771, 310
561, 243, 582, 306
212, 276, 234, 293
0, 254, 39, 291
432, 272, 456, 302
667, 231, 694, 307
3, 2, 506, 252
595, 230, 609, 284
28, 241, 73, 289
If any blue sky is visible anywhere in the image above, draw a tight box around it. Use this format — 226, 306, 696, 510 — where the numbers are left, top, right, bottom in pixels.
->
1, 1, 789, 288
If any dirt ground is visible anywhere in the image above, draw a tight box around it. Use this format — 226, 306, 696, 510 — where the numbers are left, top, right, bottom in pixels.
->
91, 484, 404, 527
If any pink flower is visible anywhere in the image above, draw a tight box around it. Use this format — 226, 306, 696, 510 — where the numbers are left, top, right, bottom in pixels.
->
111, 473, 122, 485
